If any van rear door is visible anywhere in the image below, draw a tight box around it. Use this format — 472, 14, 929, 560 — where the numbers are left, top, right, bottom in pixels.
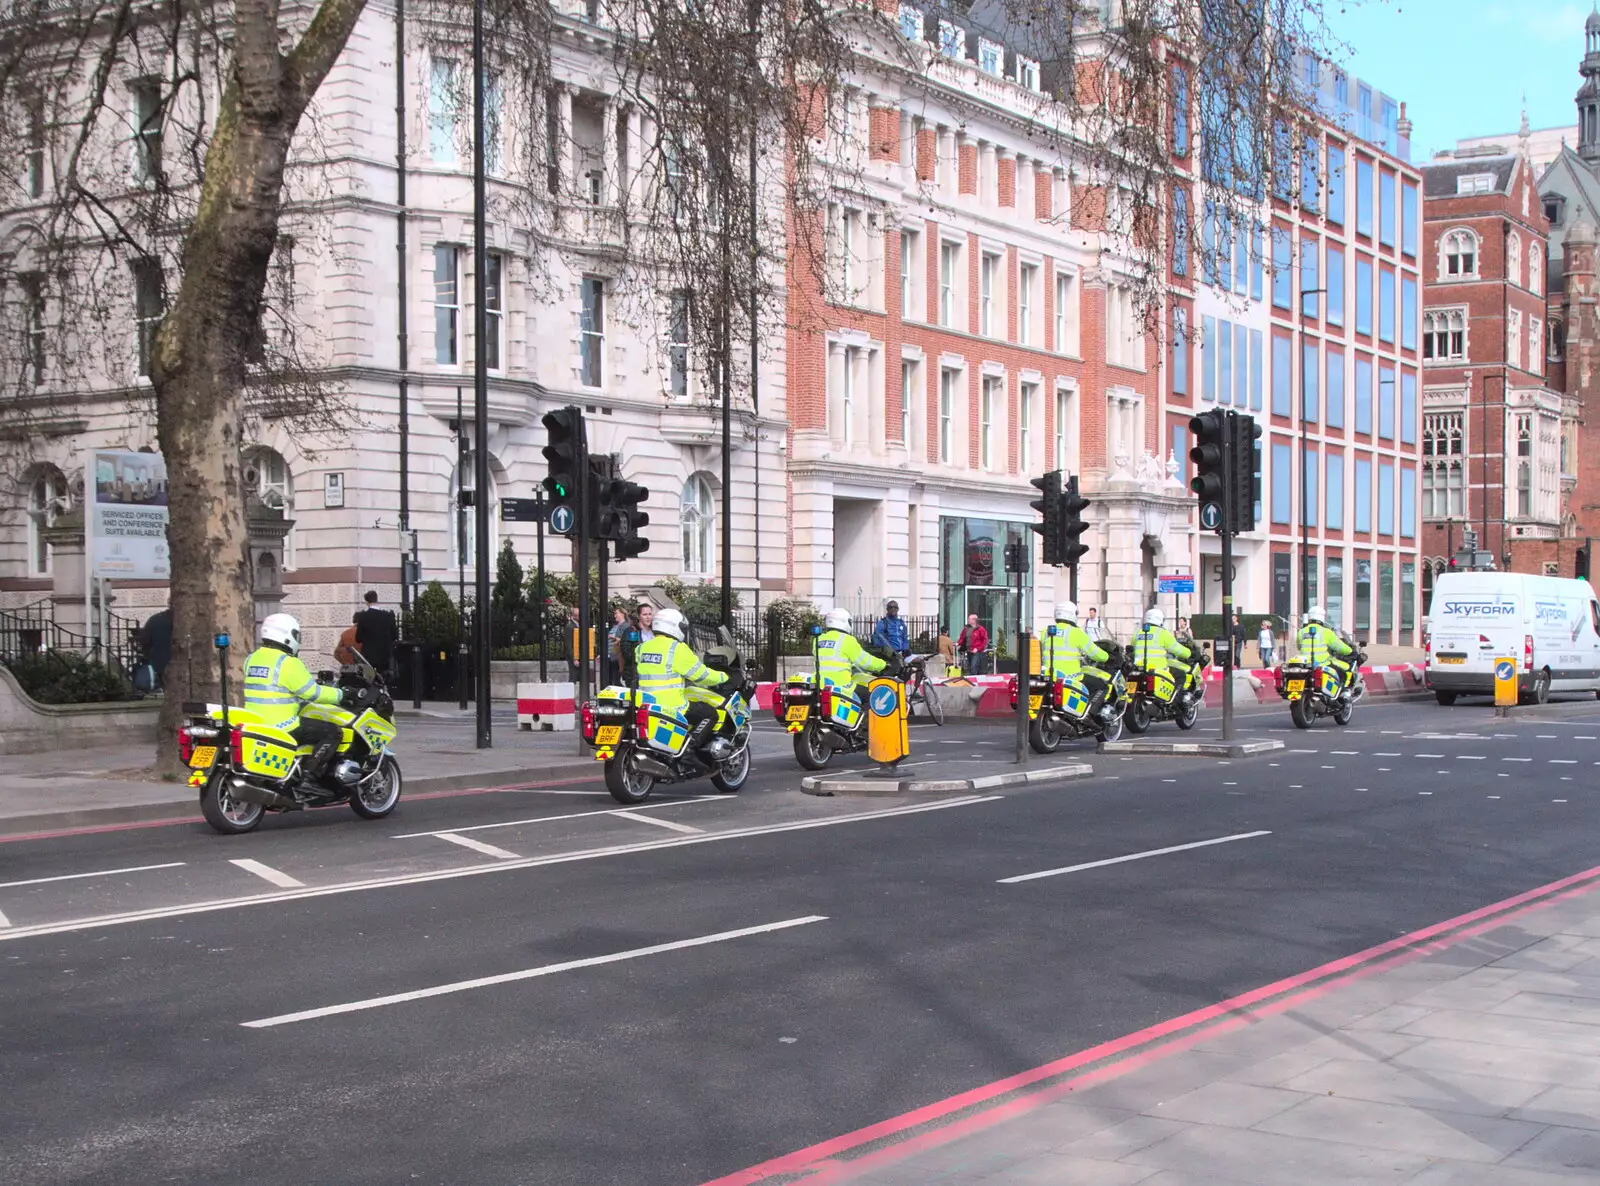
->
1428, 575, 1523, 684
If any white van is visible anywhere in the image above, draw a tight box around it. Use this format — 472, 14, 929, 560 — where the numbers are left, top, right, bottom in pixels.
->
1426, 571, 1600, 705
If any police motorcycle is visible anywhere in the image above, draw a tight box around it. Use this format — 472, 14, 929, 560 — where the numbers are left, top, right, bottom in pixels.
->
1123, 619, 1207, 734
1275, 626, 1367, 729
183, 638, 401, 835
1009, 635, 1131, 751
779, 619, 907, 771
581, 625, 754, 804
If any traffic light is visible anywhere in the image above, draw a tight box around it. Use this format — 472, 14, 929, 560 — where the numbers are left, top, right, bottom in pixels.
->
540, 405, 585, 520
1060, 474, 1090, 566
613, 480, 651, 561
1029, 470, 1062, 565
1230, 412, 1263, 534
588, 453, 622, 539
1577, 544, 1591, 581
1189, 408, 1227, 532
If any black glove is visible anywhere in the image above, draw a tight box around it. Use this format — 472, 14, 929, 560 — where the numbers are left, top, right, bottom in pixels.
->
342, 686, 374, 710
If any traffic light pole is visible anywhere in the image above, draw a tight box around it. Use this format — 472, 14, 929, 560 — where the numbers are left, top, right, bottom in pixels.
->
536, 490, 547, 683
1014, 545, 1029, 767
576, 427, 591, 756
1220, 420, 1235, 743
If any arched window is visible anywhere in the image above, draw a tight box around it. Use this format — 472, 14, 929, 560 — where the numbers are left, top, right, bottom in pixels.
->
244, 447, 295, 569
449, 453, 499, 572
1550, 319, 1567, 361
25, 464, 68, 577
1507, 233, 1521, 288
680, 474, 714, 576
1530, 245, 1543, 295
1441, 228, 1478, 279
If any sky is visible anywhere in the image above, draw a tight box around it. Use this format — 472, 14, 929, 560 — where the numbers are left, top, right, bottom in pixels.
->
1327, 0, 1585, 159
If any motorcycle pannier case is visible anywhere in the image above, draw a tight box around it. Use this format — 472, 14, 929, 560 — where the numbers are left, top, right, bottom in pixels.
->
1151, 671, 1177, 704
1061, 681, 1091, 719
641, 706, 691, 756
240, 726, 305, 780
1317, 667, 1342, 698
826, 688, 863, 730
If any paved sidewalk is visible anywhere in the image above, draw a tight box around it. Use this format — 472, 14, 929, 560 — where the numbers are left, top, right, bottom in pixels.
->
0, 709, 597, 833
746, 871, 1600, 1185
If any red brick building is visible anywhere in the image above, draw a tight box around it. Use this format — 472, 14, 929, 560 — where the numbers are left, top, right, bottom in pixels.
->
1419, 152, 1567, 604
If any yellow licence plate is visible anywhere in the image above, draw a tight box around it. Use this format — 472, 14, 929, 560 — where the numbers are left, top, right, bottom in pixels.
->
188, 745, 217, 768
1028, 695, 1042, 711
595, 726, 621, 746
1286, 680, 1305, 695
1437, 656, 1465, 665
786, 705, 810, 722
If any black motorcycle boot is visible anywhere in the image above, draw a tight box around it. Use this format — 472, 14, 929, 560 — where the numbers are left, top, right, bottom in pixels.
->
305, 742, 337, 782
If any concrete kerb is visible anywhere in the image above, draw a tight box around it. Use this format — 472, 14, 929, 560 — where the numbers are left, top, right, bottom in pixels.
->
1097, 738, 1285, 758
801, 762, 1093, 797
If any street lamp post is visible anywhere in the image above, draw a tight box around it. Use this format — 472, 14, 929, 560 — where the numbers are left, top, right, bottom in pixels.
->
1296, 284, 1327, 626
470, 0, 491, 748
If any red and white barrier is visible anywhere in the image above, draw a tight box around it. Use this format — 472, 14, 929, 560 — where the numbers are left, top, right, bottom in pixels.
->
517, 681, 575, 731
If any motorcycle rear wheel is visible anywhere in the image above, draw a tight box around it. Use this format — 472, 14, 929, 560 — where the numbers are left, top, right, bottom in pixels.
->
350, 754, 403, 819
1028, 713, 1062, 754
1124, 699, 1151, 734
605, 745, 656, 804
200, 771, 265, 835
711, 743, 751, 793
1290, 699, 1313, 729
793, 722, 833, 771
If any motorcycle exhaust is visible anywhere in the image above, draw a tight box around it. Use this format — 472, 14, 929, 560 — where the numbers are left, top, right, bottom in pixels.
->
631, 753, 674, 779
229, 779, 293, 810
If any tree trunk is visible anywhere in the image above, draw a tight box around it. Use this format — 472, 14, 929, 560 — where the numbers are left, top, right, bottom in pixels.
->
152, 0, 371, 770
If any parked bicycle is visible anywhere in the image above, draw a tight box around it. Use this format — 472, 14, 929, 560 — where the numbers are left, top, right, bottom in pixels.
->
903, 654, 945, 726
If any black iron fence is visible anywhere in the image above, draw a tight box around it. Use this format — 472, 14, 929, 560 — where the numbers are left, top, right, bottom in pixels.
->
0, 599, 146, 701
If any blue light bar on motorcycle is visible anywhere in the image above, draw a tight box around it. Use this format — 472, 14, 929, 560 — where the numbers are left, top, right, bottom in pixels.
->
214, 633, 230, 649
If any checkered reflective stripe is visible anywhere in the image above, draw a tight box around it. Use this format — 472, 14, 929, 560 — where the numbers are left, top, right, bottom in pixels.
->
1062, 683, 1090, 717
643, 708, 690, 755
828, 692, 863, 729
243, 735, 297, 778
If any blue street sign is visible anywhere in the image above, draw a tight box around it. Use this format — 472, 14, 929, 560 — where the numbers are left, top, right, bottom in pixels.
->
869, 683, 899, 717
1495, 660, 1515, 682
549, 504, 575, 536
1157, 574, 1196, 595
1199, 503, 1223, 531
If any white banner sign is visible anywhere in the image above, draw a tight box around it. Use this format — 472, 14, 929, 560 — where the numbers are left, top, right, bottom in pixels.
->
90, 449, 170, 579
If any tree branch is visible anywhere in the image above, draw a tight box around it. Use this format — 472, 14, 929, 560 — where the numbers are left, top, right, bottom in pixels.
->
283, 0, 370, 119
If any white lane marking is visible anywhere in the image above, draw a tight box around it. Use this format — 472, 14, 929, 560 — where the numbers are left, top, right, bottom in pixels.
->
0, 797, 1001, 943
1288, 749, 1318, 754
1504, 758, 1532, 763
1290, 784, 1303, 789
391, 797, 718, 839
0, 861, 186, 890
1538, 735, 1558, 739
1419, 792, 1434, 796
242, 915, 829, 1029
1576, 735, 1597, 740
1223, 781, 1238, 786
1331, 750, 1360, 755
229, 859, 304, 889
1321, 765, 1337, 770
1414, 753, 1445, 759
1163, 779, 1177, 783
611, 810, 703, 835
1551, 760, 1578, 765
1460, 756, 1487, 761
435, 832, 520, 860
1555, 799, 1569, 803
1381, 730, 1402, 735
0, 906, 8, 927
1375, 752, 1402, 757
1344, 729, 1369, 734
1488, 795, 1501, 799
999, 831, 1272, 885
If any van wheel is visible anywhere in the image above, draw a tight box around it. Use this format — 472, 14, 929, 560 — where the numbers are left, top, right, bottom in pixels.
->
1434, 691, 1457, 707
1522, 669, 1551, 706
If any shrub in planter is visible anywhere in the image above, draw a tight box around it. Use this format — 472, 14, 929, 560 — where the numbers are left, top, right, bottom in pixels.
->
7, 652, 134, 704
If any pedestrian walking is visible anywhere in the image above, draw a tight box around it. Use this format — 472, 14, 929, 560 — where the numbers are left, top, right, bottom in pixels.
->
935, 624, 956, 674
606, 608, 629, 686
1258, 619, 1276, 668
334, 612, 363, 666
1085, 607, 1104, 640
1230, 612, 1247, 667
956, 613, 990, 675
354, 590, 398, 676
134, 607, 172, 692
871, 600, 911, 660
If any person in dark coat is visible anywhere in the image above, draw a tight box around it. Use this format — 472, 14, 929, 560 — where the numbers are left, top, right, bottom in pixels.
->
137, 608, 173, 691
354, 590, 398, 673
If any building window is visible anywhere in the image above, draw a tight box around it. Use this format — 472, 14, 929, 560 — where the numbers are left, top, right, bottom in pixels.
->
939, 242, 958, 327
898, 5, 923, 40
1356, 158, 1373, 236
1016, 57, 1039, 91
1272, 226, 1291, 309
23, 94, 44, 198
1401, 182, 1418, 256
980, 253, 999, 337
1018, 264, 1035, 345
1172, 307, 1188, 396
1529, 317, 1542, 375
1171, 66, 1189, 157
1326, 349, 1344, 428
1106, 285, 1138, 368
19, 272, 45, 386
132, 257, 163, 378
1354, 459, 1372, 533
979, 375, 999, 469
1507, 308, 1522, 372
1441, 228, 1478, 278
1379, 365, 1395, 440
1054, 386, 1073, 471
900, 359, 916, 446
1327, 143, 1345, 225
1054, 271, 1078, 354
1326, 246, 1344, 326
1546, 198, 1564, 228
580, 276, 605, 386
428, 58, 458, 165
1508, 233, 1522, 287
1327, 453, 1345, 529
668, 290, 692, 397
978, 39, 1002, 75
938, 368, 957, 464
1422, 412, 1464, 518
1455, 173, 1495, 195
1271, 333, 1290, 416
130, 78, 162, 183
901, 228, 920, 318
1354, 356, 1373, 434
1550, 319, 1566, 361
1531, 247, 1543, 296
1378, 171, 1395, 247
680, 475, 714, 575
1355, 258, 1373, 335
1301, 131, 1320, 211
1423, 308, 1465, 361
483, 253, 504, 371
1271, 441, 1292, 525
833, 343, 859, 445
1019, 381, 1036, 469
1516, 414, 1532, 517
1379, 269, 1395, 344
26, 465, 67, 577
433, 246, 459, 365
1301, 236, 1319, 318
246, 447, 296, 569
938, 19, 963, 59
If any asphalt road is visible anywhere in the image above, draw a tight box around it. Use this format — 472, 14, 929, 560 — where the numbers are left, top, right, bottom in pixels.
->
5, 696, 1600, 1184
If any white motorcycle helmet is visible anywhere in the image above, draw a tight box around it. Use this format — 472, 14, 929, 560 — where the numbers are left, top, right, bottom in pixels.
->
261, 612, 302, 656
654, 607, 686, 641
1054, 601, 1078, 623
823, 607, 852, 631
1304, 605, 1325, 624
1143, 607, 1165, 629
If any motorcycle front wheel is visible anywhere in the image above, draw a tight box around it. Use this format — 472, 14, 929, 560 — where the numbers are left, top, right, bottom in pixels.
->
1098, 707, 1126, 743
1290, 699, 1313, 729
605, 745, 657, 804
1174, 698, 1200, 730
200, 771, 265, 835
711, 742, 751, 793
1333, 699, 1355, 726
350, 753, 403, 819
793, 722, 833, 771
1124, 699, 1151, 734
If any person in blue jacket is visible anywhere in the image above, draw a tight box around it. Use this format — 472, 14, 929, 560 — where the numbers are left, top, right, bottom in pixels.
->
871, 600, 911, 658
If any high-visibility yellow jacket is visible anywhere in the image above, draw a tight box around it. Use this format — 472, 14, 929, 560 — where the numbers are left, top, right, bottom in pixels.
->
815, 629, 886, 691
243, 645, 343, 728
1044, 623, 1109, 682
1297, 623, 1353, 666
1132, 625, 1191, 672
635, 635, 726, 710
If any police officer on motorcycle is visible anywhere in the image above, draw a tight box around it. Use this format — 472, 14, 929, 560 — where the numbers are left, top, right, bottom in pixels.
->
1045, 601, 1116, 724
634, 608, 733, 758
1297, 605, 1356, 698
816, 607, 889, 697
1132, 607, 1195, 696
244, 613, 367, 781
